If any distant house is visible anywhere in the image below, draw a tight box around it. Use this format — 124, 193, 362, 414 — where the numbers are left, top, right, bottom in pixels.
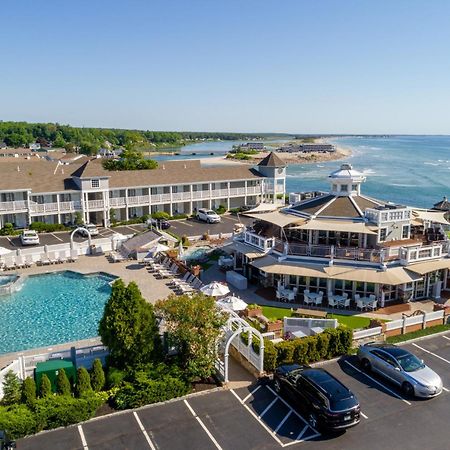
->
98, 148, 123, 158
0, 148, 35, 158
29, 143, 41, 151
433, 196, 450, 220
240, 142, 264, 150
277, 143, 336, 153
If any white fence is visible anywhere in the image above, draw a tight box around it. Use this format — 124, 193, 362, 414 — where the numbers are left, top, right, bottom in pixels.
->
353, 310, 445, 341
0, 344, 109, 399
284, 317, 338, 334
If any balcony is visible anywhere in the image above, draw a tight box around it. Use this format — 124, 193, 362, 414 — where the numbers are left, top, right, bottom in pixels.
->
127, 195, 150, 205
86, 199, 104, 210
399, 242, 448, 265
29, 202, 59, 213
241, 230, 275, 252
273, 239, 382, 262
109, 197, 126, 207
0, 200, 27, 212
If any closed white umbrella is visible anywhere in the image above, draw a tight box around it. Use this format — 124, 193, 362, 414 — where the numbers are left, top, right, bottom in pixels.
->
200, 281, 230, 297
216, 295, 248, 311
178, 241, 184, 259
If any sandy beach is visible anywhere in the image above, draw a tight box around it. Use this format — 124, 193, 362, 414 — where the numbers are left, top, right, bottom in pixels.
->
202, 140, 351, 167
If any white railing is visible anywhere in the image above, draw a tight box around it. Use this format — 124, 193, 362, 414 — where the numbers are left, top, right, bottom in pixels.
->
353, 327, 383, 340
59, 201, 82, 211
29, 202, 59, 213
172, 192, 191, 201
284, 317, 338, 334
0, 200, 27, 212
229, 187, 246, 196
246, 186, 261, 195
87, 199, 104, 209
127, 195, 150, 205
109, 197, 126, 207
399, 243, 445, 265
150, 193, 171, 203
243, 230, 275, 252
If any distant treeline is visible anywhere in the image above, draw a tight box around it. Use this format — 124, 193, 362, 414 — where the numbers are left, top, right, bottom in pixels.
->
0, 121, 293, 155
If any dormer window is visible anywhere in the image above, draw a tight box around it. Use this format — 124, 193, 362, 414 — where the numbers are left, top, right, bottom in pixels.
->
91, 179, 100, 188
340, 185, 348, 192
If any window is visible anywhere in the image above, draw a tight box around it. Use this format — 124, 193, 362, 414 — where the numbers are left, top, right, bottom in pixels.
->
352, 184, 358, 191
340, 184, 348, 192
91, 179, 100, 188
332, 184, 337, 191
379, 228, 387, 241
402, 225, 410, 239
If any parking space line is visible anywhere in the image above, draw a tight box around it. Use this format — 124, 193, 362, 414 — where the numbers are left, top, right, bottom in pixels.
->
442, 335, 450, 342
230, 389, 285, 447
265, 385, 320, 433
183, 400, 223, 450
77, 425, 88, 450
273, 410, 292, 434
259, 397, 279, 418
6, 237, 15, 247
242, 385, 261, 403
51, 233, 63, 242
412, 343, 450, 364
344, 360, 411, 405
442, 387, 450, 392
226, 216, 239, 222
361, 412, 368, 419
133, 412, 157, 450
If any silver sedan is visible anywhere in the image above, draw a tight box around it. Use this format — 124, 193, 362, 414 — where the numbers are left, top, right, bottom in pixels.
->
357, 343, 443, 398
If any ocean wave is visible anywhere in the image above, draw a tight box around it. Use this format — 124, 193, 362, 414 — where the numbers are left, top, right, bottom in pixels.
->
424, 162, 439, 166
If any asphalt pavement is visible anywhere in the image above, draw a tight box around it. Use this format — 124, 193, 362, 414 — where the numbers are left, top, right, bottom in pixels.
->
18, 332, 450, 450
0, 215, 253, 251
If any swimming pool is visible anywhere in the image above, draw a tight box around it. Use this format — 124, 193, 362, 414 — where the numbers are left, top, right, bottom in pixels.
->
182, 246, 214, 261
0, 271, 116, 355
0, 275, 18, 286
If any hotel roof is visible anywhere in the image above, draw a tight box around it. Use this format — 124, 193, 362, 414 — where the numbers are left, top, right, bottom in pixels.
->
257, 152, 286, 167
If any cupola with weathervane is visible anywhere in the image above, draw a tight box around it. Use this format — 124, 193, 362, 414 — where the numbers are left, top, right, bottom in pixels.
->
329, 163, 366, 196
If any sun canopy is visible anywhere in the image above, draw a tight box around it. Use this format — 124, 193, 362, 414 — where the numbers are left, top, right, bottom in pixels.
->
406, 258, 450, 275
244, 203, 280, 213
222, 241, 267, 259
216, 295, 248, 311
412, 210, 449, 225
251, 255, 420, 285
200, 281, 230, 297
243, 211, 306, 228
294, 219, 378, 235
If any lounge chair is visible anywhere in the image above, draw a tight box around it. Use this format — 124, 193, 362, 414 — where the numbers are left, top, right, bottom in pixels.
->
24, 255, 34, 267
47, 252, 59, 264
39, 253, 51, 265
68, 249, 79, 262
57, 251, 67, 263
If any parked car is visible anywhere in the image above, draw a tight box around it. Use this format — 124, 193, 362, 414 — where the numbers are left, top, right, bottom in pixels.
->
197, 209, 221, 223
273, 364, 360, 432
79, 223, 99, 237
0, 430, 16, 449
20, 229, 40, 246
357, 343, 443, 398
147, 218, 171, 229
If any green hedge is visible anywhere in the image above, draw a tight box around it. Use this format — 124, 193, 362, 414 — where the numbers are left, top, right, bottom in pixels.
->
29, 222, 69, 233
0, 393, 103, 440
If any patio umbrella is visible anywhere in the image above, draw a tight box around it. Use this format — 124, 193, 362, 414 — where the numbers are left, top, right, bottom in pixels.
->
216, 295, 248, 311
200, 281, 230, 297
177, 241, 184, 259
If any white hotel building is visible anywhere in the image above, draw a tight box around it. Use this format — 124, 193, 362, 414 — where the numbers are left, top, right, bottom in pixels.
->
0, 153, 286, 228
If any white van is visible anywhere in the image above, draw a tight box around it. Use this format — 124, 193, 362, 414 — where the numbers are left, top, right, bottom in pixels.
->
20, 230, 40, 246
197, 209, 221, 223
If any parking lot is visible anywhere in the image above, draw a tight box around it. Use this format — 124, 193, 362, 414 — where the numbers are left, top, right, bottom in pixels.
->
0, 215, 252, 251
18, 332, 450, 450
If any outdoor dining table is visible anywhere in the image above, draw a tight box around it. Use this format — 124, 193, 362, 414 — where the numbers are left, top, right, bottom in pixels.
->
305, 292, 322, 306
333, 295, 346, 307
360, 297, 377, 310
277, 288, 295, 301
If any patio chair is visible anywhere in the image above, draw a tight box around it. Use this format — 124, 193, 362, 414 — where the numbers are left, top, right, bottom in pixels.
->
356, 299, 365, 311
328, 297, 338, 308
68, 249, 79, 262
170, 272, 190, 286
15, 255, 25, 269
369, 294, 376, 301
303, 293, 313, 306
369, 300, 378, 311
24, 255, 34, 267
39, 253, 51, 265
314, 294, 323, 307
47, 252, 59, 264
342, 298, 351, 309
3, 256, 16, 270
57, 251, 67, 263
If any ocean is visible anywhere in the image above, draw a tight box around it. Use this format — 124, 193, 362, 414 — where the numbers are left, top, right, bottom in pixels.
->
156, 136, 450, 209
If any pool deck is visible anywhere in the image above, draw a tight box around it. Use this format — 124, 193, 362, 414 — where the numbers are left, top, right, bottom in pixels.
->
0, 254, 174, 368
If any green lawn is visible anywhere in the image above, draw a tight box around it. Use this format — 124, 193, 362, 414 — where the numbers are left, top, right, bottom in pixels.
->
386, 324, 450, 344
261, 306, 370, 330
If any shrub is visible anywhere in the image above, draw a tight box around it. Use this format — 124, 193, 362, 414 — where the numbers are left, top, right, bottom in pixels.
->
106, 367, 127, 389
113, 375, 189, 410
56, 369, 72, 396
275, 341, 295, 365
0, 404, 37, 439
39, 374, 52, 398
291, 338, 309, 364
1, 371, 22, 406
171, 213, 189, 220
21, 377, 36, 408
151, 211, 170, 220
29, 222, 69, 233
0, 223, 18, 236
91, 359, 105, 392
215, 204, 227, 215
181, 235, 191, 247
262, 340, 277, 372
75, 367, 92, 397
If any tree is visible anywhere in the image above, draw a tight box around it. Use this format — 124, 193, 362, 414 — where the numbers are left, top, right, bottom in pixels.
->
75, 367, 92, 397
21, 377, 36, 408
39, 374, 52, 398
1, 371, 22, 406
109, 208, 117, 225
56, 369, 71, 396
90, 359, 105, 392
156, 293, 227, 380
74, 211, 83, 226
98, 280, 161, 369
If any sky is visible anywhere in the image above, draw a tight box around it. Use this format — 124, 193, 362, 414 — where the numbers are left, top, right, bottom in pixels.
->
1, 0, 450, 134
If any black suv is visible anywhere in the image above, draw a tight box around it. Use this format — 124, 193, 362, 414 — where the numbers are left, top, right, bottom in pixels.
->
273, 364, 360, 432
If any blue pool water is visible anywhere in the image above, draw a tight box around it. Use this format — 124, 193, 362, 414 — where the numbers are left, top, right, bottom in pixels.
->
0, 271, 115, 355
0, 275, 17, 286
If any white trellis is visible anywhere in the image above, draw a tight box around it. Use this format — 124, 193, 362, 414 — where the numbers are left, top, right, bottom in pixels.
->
70, 227, 92, 249
217, 308, 265, 383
